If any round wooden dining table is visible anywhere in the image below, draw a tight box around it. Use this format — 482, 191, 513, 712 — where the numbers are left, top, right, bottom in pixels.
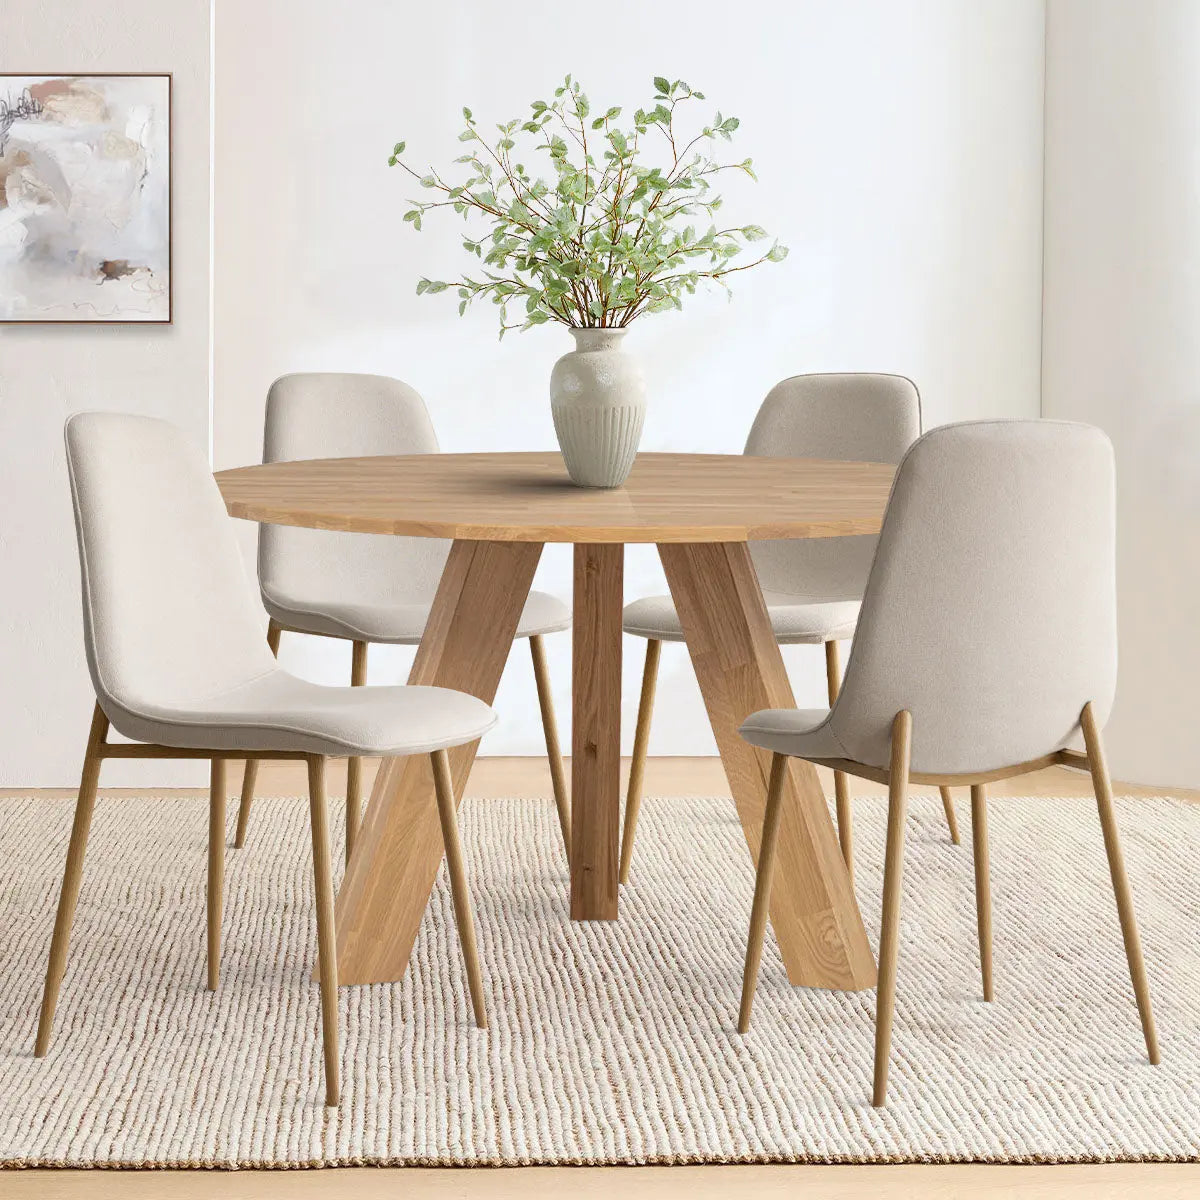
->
215, 450, 894, 993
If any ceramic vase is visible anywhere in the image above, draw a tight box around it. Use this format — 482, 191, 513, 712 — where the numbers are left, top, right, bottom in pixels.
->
550, 327, 646, 488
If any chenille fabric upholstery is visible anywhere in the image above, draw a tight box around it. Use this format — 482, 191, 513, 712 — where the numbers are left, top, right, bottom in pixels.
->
622, 373, 921, 644
740, 420, 1117, 774
64, 412, 496, 757
257, 373, 570, 644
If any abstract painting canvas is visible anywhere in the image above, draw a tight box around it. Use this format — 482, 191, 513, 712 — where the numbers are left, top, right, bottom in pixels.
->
0, 74, 170, 323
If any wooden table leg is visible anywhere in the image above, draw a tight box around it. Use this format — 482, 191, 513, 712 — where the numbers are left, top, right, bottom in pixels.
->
658, 541, 877, 991
570, 543, 623, 920
332, 539, 543, 985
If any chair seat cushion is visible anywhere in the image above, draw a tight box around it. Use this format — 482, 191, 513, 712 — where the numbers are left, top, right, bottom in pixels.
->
263, 588, 571, 645
622, 593, 861, 645
738, 707, 844, 760
101, 670, 497, 757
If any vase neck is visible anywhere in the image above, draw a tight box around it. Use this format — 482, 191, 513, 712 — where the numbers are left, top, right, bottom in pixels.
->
570, 327, 627, 352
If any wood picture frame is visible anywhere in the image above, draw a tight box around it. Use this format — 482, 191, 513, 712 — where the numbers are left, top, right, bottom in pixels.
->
0, 72, 172, 324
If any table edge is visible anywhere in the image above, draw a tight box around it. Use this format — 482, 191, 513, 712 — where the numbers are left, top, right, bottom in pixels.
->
220, 498, 883, 542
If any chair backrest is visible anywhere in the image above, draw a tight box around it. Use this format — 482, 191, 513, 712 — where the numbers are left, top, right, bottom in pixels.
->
829, 419, 1117, 774
65, 413, 276, 716
744, 374, 921, 599
258, 373, 450, 611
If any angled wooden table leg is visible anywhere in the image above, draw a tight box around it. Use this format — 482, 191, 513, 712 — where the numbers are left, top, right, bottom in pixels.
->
659, 541, 877, 991
332, 538, 543, 985
570, 543, 623, 920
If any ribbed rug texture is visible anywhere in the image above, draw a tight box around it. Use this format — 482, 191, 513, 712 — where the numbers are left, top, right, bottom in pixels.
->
1, 789, 1198, 1167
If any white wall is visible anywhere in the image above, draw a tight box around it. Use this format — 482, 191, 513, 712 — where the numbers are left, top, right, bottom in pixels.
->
0, 1, 211, 785
215, 0, 1046, 757
1043, 0, 1200, 788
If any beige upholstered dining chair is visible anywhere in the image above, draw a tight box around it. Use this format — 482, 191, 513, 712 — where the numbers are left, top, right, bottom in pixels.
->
619, 372, 958, 884
736, 419, 1160, 1106
234, 373, 572, 865
38, 412, 496, 1108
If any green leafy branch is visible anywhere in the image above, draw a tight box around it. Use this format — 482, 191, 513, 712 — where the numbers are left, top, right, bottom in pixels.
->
389, 75, 788, 336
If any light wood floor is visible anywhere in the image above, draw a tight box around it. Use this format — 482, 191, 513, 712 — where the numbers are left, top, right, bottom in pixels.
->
6, 757, 1197, 1199
11, 1163, 1199, 1200
9, 754, 1197, 803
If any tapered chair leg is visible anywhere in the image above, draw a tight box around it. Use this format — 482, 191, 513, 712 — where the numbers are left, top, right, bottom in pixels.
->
207, 758, 227, 991
738, 751, 789, 1033
1080, 702, 1160, 1064
529, 634, 571, 863
431, 748, 487, 1029
234, 619, 282, 848
344, 639, 368, 867
34, 703, 109, 1057
939, 786, 961, 844
970, 783, 993, 1001
873, 710, 912, 1107
306, 755, 340, 1107
620, 638, 661, 884
824, 640, 853, 881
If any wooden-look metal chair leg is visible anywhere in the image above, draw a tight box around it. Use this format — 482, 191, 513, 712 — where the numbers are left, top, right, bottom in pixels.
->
824, 640, 853, 881
873, 709, 912, 1107
344, 639, 368, 867
619, 638, 661, 884
1080, 702, 1161, 1065
738, 751, 789, 1034
430, 748, 487, 1029
34, 703, 109, 1057
970, 783, 993, 1001
306, 755, 341, 1107
207, 758, 227, 991
939, 786, 961, 844
529, 634, 571, 863
233, 620, 282, 848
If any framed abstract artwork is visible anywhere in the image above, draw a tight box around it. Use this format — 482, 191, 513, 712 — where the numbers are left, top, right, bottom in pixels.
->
0, 73, 171, 323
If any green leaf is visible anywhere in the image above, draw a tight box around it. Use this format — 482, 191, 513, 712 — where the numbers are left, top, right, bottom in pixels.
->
393, 141, 406, 154
389, 75, 782, 334
766, 243, 789, 262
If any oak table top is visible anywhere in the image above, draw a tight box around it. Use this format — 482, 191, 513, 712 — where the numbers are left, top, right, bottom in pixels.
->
215, 450, 895, 543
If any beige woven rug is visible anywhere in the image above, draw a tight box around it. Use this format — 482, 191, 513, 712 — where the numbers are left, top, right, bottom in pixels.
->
1, 788, 1198, 1168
